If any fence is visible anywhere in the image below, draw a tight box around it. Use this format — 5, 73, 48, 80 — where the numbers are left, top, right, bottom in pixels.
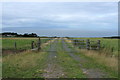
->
31, 38, 41, 51
31, 38, 54, 51
69, 39, 101, 50
12, 38, 42, 51
2, 38, 50, 53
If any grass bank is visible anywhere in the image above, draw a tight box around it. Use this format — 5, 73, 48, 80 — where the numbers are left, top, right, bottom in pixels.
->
2, 50, 48, 78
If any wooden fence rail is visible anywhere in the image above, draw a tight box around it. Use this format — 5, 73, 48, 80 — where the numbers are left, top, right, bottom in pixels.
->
12, 37, 51, 52
31, 38, 41, 51
69, 39, 101, 50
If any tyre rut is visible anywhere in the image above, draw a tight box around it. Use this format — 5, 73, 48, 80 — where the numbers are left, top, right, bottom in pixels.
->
42, 39, 64, 78
61, 39, 107, 78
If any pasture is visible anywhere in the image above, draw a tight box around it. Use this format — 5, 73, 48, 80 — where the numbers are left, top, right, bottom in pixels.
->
2, 38, 49, 50
2, 37, 50, 56
1, 37, 119, 78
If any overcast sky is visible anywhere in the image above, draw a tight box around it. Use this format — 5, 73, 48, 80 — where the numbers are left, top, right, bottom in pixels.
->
1, 2, 118, 37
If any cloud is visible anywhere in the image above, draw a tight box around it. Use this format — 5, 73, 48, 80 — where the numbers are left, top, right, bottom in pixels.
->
2, 2, 118, 37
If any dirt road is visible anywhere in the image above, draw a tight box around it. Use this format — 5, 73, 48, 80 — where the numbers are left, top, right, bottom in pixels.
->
42, 39, 109, 78
43, 40, 65, 78
62, 39, 107, 78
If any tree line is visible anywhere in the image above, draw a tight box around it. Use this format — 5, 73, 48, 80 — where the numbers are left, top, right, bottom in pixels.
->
1, 32, 38, 37
103, 36, 120, 39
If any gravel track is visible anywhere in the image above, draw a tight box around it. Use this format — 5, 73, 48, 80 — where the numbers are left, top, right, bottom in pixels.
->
43, 40, 64, 78
61, 39, 107, 78
43, 39, 107, 78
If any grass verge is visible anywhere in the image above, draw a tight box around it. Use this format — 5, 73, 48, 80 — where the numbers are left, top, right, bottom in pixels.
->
2, 51, 48, 78
77, 50, 118, 78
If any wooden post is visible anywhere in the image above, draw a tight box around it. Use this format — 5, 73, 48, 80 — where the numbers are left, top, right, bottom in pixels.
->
14, 42, 17, 49
97, 40, 100, 49
37, 38, 41, 51
31, 41, 34, 49
86, 39, 90, 50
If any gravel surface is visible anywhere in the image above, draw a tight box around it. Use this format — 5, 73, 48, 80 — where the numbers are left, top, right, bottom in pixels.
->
43, 40, 64, 78
61, 39, 107, 78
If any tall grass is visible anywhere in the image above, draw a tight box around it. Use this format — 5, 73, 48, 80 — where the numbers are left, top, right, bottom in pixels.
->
2, 50, 48, 78
100, 39, 118, 57
79, 49, 118, 71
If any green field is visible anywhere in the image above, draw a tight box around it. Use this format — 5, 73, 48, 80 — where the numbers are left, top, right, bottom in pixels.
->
100, 39, 119, 56
2, 37, 119, 57
2, 38, 50, 50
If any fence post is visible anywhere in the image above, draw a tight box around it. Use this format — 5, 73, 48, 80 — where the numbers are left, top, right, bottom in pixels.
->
38, 38, 41, 51
31, 41, 34, 49
86, 39, 90, 50
97, 40, 100, 50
